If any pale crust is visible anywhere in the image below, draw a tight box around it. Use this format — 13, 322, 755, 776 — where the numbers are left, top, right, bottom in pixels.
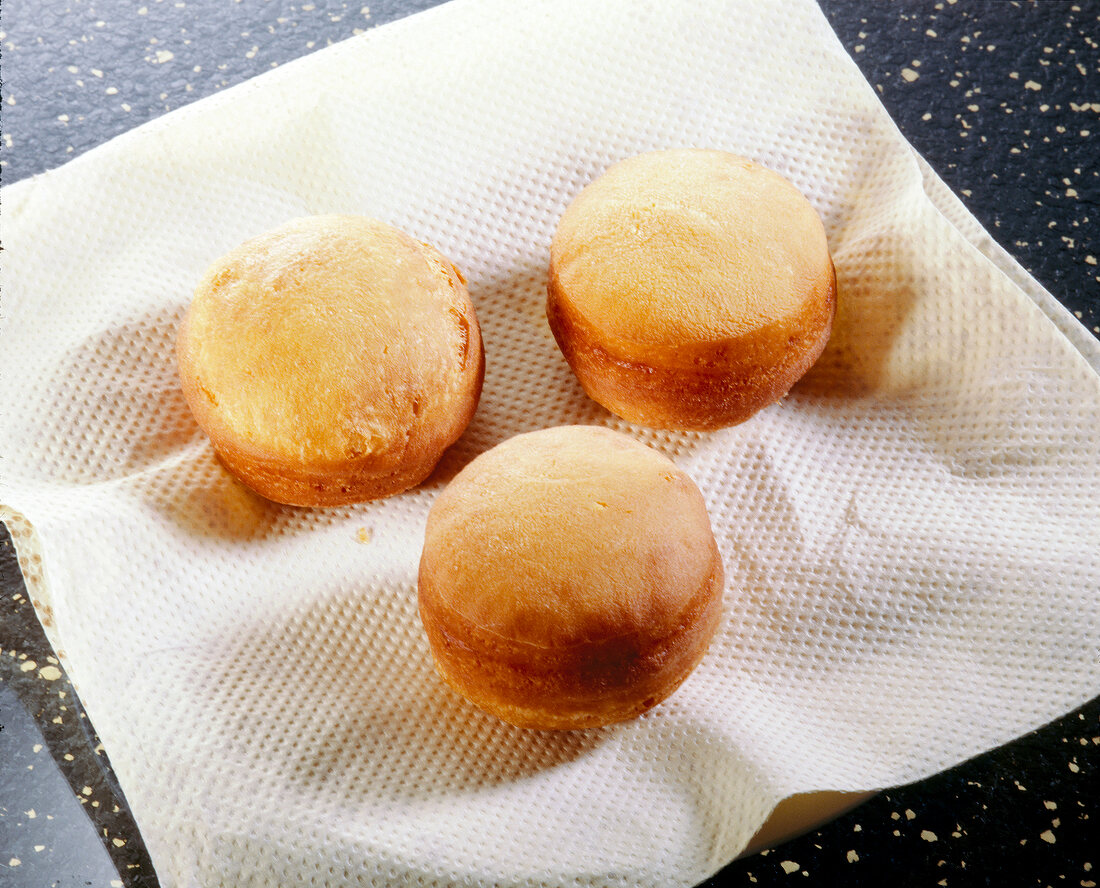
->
547, 149, 836, 430
417, 425, 724, 730
177, 214, 483, 506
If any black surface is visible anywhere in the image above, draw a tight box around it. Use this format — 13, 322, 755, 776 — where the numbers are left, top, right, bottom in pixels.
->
704, 709, 1100, 886
823, 0, 1098, 337
1, 528, 158, 888
1, 1, 1097, 886
0, 676, 120, 887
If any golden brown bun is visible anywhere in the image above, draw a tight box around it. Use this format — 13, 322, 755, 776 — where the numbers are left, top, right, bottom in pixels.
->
547, 149, 836, 430
418, 425, 723, 730
177, 214, 483, 506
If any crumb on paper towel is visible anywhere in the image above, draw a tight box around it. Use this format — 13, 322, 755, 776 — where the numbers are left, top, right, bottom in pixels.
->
356, 527, 372, 544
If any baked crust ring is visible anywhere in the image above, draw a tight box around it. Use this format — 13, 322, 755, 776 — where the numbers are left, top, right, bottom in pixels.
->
419, 554, 723, 730
547, 260, 836, 431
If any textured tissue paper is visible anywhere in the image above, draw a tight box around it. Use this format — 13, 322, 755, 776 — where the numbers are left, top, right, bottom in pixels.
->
2, 0, 1099, 885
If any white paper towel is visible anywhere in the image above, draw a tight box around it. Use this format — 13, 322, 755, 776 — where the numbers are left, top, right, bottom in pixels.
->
2, 0, 1099, 885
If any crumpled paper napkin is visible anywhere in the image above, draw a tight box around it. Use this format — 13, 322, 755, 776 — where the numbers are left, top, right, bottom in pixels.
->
2, 0, 1098, 885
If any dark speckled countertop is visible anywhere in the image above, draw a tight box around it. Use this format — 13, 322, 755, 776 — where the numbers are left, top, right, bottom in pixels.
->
1, 2, 1097, 886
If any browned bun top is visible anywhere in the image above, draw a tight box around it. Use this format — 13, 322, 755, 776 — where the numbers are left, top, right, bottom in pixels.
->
418, 424, 723, 729
550, 149, 833, 367
420, 425, 719, 651
547, 149, 835, 431
177, 214, 482, 505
